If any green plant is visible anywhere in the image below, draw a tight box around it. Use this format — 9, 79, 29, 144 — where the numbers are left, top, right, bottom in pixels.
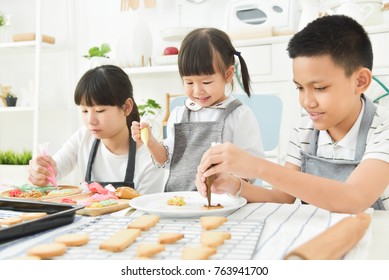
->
0, 13, 5, 27
83, 43, 111, 59
138, 99, 162, 118
2, 92, 16, 98
0, 150, 32, 165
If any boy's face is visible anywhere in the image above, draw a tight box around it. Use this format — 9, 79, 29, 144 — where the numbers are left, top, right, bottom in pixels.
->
292, 55, 364, 140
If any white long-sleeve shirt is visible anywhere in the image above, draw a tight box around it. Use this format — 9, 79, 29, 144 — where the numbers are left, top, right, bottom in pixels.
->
53, 127, 166, 194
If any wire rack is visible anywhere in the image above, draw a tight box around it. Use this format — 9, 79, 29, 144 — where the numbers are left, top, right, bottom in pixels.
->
2, 216, 265, 260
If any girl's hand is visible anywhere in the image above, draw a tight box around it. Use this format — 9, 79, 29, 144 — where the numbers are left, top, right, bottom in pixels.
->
131, 121, 151, 144
28, 155, 57, 186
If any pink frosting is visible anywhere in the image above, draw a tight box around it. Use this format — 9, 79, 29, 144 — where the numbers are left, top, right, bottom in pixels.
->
87, 193, 118, 202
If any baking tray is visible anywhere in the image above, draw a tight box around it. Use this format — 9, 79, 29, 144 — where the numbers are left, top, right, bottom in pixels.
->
0, 198, 84, 243
0, 185, 82, 200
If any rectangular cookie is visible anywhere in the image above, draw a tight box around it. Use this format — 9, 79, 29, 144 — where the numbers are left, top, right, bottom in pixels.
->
99, 228, 141, 252
200, 216, 227, 230
127, 215, 160, 231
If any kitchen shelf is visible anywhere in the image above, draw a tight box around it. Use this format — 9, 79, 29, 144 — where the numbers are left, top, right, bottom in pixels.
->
0, 41, 60, 56
0, 107, 34, 113
123, 64, 178, 75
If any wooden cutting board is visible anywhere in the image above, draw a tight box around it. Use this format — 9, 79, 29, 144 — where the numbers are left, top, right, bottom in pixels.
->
45, 192, 130, 217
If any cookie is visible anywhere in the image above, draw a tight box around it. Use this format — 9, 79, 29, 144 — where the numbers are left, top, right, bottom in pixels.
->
100, 228, 141, 252
13, 255, 42, 260
136, 243, 165, 257
182, 246, 217, 260
158, 232, 184, 244
127, 215, 160, 231
19, 212, 47, 221
200, 231, 231, 247
0, 217, 23, 226
115, 187, 141, 199
27, 243, 67, 259
55, 233, 89, 246
200, 216, 227, 230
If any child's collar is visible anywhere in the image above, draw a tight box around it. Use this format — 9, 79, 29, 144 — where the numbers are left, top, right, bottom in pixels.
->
185, 96, 233, 111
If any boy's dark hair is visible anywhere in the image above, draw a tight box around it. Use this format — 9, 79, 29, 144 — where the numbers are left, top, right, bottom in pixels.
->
287, 15, 373, 76
178, 27, 251, 96
74, 65, 140, 129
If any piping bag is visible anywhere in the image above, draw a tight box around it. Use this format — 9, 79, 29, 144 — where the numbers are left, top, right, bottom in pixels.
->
205, 142, 219, 206
38, 143, 59, 189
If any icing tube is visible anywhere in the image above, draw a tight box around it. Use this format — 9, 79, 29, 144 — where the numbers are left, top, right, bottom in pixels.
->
38, 143, 59, 189
284, 213, 371, 260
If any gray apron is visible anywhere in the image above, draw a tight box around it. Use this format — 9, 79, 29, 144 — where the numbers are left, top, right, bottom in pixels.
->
164, 99, 243, 192
85, 138, 136, 189
301, 95, 385, 210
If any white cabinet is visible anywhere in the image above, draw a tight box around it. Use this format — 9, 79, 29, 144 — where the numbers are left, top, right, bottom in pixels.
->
0, 0, 71, 157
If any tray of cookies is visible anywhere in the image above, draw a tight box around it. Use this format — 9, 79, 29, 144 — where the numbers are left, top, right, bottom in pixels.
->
0, 184, 82, 201
44, 192, 131, 217
0, 198, 84, 243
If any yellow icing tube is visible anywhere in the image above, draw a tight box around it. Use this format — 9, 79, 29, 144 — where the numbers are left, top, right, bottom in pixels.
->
140, 128, 149, 146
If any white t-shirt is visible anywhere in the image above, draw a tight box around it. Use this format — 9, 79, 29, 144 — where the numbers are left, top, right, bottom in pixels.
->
286, 99, 389, 208
163, 96, 265, 168
53, 127, 166, 194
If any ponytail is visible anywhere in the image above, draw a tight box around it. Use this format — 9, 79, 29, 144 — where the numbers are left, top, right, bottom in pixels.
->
234, 51, 251, 97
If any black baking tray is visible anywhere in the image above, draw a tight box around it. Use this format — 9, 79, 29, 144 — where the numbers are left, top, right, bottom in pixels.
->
0, 198, 84, 243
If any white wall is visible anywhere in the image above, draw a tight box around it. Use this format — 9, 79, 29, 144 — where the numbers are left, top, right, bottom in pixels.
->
4, 0, 389, 185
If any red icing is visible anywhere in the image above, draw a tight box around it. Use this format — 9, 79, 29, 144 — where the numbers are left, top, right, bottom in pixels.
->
61, 198, 77, 204
9, 189, 22, 197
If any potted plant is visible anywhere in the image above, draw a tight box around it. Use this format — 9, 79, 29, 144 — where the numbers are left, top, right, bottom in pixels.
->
138, 98, 162, 119
0, 13, 5, 27
83, 43, 112, 68
1, 92, 18, 107
0, 150, 32, 185
138, 98, 163, 139
0, 150, 32, 165
0, 12, 8, 42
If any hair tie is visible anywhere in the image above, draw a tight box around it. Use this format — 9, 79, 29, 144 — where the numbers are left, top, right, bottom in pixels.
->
234, 51, 241, 57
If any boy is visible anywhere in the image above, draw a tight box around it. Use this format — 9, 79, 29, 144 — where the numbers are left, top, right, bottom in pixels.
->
196, 15, 389, 214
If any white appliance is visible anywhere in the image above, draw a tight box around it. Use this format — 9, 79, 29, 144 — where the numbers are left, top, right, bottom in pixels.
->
225, 0, 301, 40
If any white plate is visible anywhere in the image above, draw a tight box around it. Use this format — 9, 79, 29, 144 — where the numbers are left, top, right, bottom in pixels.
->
129, 191, 247, 218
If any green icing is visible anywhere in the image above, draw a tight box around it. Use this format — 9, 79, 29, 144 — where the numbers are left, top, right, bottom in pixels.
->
99, 200, 118, 206
15, 184, 57, 193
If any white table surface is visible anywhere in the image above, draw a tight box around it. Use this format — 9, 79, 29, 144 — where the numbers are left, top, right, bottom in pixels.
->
366, 210, 389, 259
1, 199, 387, 260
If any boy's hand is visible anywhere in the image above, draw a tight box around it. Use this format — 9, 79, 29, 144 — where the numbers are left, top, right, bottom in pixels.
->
28, 155, 57, 186
195, 168, 240, 198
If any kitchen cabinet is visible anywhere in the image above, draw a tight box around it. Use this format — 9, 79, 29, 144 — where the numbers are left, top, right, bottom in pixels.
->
0, 0, 72, 157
